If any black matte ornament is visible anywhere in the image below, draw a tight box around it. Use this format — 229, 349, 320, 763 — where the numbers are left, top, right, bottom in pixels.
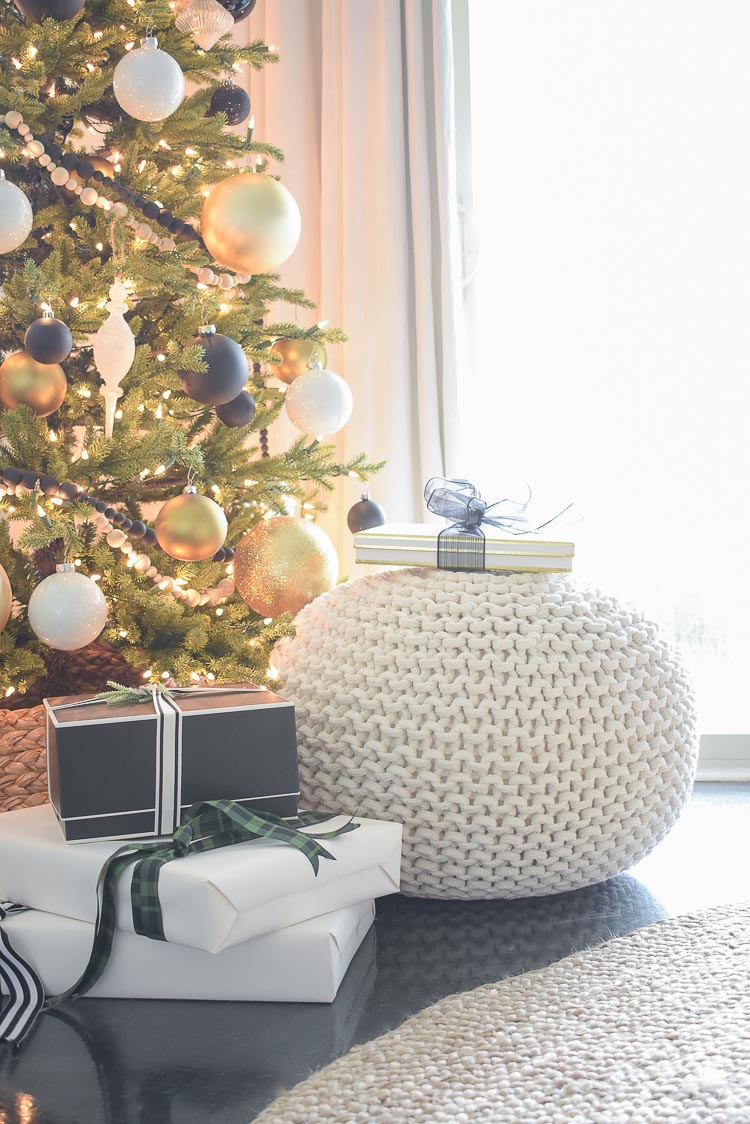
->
2, 469, 22, 486
77, 159, 94, 179
12, 0, 84, 23
215, 390, 256, 428
104, 507, 116, 519
207, 82, 251, 127
20, 471, 38, 489
143, 202, 160, 220
142, 528, 158, 547
224, 546, 235, 561
60, 152, 78, 171
121, 518, 133, 531
45, 142, 62, 163
179, 330, 249, 407
347, 496, 387, 534
129, 520, 147, 539
157, 210, 173, 228
215, 0, 256, 20
212, 548, 226, 563
95, 500, 107, 512
24, 315, 73, 365
58, 481, 77, 500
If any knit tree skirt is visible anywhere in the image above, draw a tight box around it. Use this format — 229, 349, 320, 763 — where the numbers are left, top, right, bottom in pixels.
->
273, 569, 698, 899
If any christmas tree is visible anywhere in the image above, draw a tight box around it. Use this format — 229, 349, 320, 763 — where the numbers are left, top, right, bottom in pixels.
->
0, 0, 381, 701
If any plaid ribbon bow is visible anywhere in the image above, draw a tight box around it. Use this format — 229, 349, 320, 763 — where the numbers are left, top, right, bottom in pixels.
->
0, 800, 359, 1047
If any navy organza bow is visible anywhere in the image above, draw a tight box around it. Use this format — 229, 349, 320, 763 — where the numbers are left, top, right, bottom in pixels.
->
424, 477, 550, 536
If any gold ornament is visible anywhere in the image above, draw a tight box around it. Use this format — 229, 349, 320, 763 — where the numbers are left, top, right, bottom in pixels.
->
155, 485, 228, 562
0, 351, 67, 417
0, 563, 12, 632
234, 516, 338, 618
271, 338, 328, 385
201, 173, 301, 276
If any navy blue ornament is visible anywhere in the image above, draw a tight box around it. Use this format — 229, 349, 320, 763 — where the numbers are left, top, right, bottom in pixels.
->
347, 491, 387, 534
208, 82, 251, 127
215, 390, 256, 427
179, 326, 249, 407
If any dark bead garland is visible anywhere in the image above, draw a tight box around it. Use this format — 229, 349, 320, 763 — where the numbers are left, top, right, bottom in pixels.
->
3, 119, 206, 249
0, 468, 234, 564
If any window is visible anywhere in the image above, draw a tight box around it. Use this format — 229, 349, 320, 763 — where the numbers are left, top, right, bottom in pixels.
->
463, 1, 750, 747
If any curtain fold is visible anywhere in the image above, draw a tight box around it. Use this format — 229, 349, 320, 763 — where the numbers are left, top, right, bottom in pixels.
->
240, 0, 465, 570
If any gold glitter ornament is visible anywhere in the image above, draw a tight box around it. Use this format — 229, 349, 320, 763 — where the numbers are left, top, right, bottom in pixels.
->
270, 337, 327, 385
155, 485, 228, 562
0, 563, 12, 632
0, 351, 67, 417
234, 516, 338, 618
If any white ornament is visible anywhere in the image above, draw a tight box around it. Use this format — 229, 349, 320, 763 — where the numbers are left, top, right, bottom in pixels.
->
113, 36, 185, 123
0, 172, 33, 255
285, 363, 353, 438
28, 564, 108, 652
93, 281, 136, 437
175, 0, 233, 50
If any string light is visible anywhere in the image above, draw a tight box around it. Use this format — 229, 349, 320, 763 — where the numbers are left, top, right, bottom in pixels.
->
69, 296, 79, 307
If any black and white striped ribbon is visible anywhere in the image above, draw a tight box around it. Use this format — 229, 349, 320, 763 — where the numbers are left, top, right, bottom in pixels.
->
0, 902, 44, 1047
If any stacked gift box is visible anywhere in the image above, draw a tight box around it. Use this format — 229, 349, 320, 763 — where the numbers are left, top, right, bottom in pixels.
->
0, 683, 402, 1025
355, 478, 575, 575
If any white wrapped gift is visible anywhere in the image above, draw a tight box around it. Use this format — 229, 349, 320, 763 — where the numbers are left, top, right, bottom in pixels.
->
354, 521, 574, 572
0, 900, 374, 1003
0, 804, 402, 953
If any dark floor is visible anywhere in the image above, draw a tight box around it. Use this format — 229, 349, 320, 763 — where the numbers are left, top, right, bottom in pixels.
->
1, 783, 748, 1124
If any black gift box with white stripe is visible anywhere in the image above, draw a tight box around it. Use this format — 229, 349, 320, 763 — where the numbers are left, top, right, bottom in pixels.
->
44, 685, 298, 843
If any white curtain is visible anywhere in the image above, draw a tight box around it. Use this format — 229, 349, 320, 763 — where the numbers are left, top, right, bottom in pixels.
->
238, 0, 466, 571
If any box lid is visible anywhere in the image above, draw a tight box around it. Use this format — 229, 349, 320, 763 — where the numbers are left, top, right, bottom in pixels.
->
44, 682, 293, 726
354, 521, 575, 555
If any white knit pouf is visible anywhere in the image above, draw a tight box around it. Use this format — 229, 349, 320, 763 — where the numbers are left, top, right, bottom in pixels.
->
273, 569, 698, 899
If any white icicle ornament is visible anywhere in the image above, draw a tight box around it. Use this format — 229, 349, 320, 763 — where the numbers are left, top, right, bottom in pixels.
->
93, 281, 136, 437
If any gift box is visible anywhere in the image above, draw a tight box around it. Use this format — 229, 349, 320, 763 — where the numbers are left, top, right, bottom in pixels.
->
44, 683, 299, 842
0, 899, 374, 1003
0, 803, 402, 953
354, 522, 574, 573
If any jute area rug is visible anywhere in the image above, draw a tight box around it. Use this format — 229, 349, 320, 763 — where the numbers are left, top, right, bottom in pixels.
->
256, 903, 750, 1123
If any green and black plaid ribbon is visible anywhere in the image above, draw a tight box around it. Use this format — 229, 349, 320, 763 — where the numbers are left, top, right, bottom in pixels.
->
0, 800, 358, 1047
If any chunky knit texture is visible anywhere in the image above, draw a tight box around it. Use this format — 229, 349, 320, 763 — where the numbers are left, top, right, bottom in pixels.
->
274, 569, 697, 899
255, 903, 750, 1123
